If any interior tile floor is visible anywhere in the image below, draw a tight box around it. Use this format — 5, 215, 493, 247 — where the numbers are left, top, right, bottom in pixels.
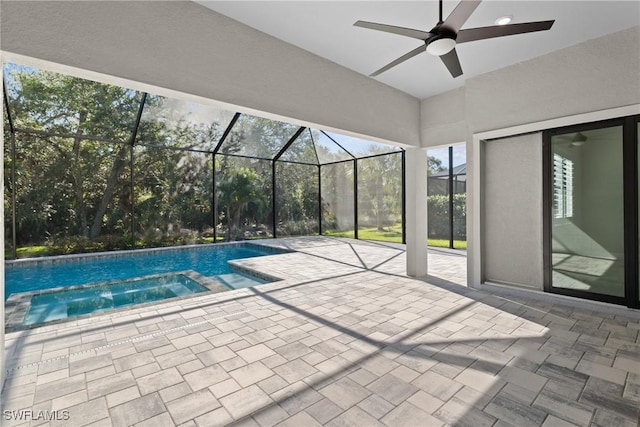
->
2, 237, 639, 427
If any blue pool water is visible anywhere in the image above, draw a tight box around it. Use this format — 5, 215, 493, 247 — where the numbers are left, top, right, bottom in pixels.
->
24, 274, 208, 325
5, 244, 278, 300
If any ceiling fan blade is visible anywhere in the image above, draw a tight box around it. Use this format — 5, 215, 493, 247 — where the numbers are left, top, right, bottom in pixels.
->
440, 48, 463, 78
354, 20, 433, 40
370, 44, 427, 77
442, 0, 482, 33
457, 20, 555, 43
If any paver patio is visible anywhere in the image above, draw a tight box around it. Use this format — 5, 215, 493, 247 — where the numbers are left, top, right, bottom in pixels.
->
2, 237, 639, 426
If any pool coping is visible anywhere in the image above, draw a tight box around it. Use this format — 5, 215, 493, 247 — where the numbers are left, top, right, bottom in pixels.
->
228, 261, 283, 283
4, 241, 292, 268
4, 242, 291, 332
4, 270, 238, 333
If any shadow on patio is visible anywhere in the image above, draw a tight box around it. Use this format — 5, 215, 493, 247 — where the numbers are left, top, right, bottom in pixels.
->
2, 237, 639, 426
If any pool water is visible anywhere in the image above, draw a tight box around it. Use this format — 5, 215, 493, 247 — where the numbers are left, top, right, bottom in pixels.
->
5, 244, 279, 300
24, 274, 207, 325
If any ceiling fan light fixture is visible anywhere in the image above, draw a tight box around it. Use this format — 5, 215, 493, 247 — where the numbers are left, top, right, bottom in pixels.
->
571, 132, 588, 146
495, 15, 513, 25
426, 37, 456, 56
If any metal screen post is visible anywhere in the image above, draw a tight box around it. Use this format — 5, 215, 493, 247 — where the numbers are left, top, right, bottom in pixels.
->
318, 165, 322, 235
271, 127, 305, 240
272, 161, 277, 238
128, 93, 146, 249
5, 85, 18, 258
212, 153, 217, 243
449, 146, 454, 249
10, 132, 17, 260
130, 146, 135, 249
353, 159, 358, 240
401, 151, 406, 245
130, 155, 137, 249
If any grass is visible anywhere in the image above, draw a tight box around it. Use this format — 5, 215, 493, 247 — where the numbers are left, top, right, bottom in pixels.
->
8, 229, 466, 259
428, 239, 467, 250
7, 236, 224, 260
324, 225, 466, 249
324, 226, 401, 242
356, 226, 403, 243
14, 245, 58, 258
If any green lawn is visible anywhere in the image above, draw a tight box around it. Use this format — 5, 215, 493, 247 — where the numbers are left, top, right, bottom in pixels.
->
7, 236, 223, 260
324, 226, 466, 249
428, 238, 467, 249
324, 226, 401, 242
14, 245, 58, 258
8, 229, 465, 259
357, 226, 403, 243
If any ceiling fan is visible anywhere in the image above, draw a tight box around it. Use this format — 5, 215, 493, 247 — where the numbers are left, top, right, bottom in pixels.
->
354, 0, 555, 78
557, 132, 588, 147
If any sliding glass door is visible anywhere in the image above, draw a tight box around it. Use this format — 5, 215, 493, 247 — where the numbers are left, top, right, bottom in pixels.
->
544, 116, 639, 308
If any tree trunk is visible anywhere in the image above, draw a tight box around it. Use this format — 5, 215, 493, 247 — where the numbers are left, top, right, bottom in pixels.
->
225, 206, 231, 241
73, 174, 88, 237
376, 175, 384, 231
72, 112, 88, 237
232, 206, 243, 240
89, 144, 130, 238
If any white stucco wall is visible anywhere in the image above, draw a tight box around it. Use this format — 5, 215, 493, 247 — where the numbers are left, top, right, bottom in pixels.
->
483, 133, 543, 288
420, 87, 468, 147
466, 26, 640, 134
0, 1, 420, 147
421, 26, 640, 141
421, 26, 640, 289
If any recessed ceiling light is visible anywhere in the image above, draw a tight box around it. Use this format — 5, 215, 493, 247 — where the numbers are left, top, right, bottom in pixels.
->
495, 15, 513, 25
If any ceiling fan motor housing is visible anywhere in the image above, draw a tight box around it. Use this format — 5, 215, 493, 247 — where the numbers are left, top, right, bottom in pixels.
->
426, 29, 457, 56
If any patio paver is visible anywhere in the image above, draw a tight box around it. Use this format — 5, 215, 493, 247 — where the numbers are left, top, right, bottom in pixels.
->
2, 237, 639, 426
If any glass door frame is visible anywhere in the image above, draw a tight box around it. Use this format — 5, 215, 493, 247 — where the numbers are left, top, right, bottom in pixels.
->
542, 115, 640, 308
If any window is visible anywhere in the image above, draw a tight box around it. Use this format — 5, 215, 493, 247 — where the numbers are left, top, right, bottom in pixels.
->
553, 153, 573, 219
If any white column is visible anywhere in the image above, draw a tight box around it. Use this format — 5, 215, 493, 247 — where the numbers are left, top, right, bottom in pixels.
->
469, 135, 482, 288
405, 147, 428, 277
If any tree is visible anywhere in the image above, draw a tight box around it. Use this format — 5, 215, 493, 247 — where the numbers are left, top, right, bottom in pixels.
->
275, 162, 319, 235
217, 167, 265, 240
357, 150, 402, 231
428, 156, 445, 176
7, 65, 141, 241
6, 65, 222, 249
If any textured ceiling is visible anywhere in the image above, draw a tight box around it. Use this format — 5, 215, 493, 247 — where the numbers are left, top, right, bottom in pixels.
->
198, 1, 640, 99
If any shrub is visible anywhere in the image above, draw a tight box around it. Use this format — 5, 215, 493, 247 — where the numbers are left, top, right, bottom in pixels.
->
428, 193, 466, 239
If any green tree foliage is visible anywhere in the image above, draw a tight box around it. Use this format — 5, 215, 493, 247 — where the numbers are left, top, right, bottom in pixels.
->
6, 66, 140, 242
357, 151, 402, 231
427, 193, 466, 239
427, 156, 445, 176
5, 65, 217, 251
217, 166, 266, 240
275, 163, 319, 236
134, 147, 213, 243
4, 64, 405, 257
220, 115, 299, 159
320, 161, 354, 234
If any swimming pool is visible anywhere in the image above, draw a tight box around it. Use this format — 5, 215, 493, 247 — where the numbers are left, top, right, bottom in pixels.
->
5, 243, 285, 301
24, 273, 209, 325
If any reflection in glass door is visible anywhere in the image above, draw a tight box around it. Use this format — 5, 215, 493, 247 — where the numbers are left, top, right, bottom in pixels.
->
549, 125, 625, 299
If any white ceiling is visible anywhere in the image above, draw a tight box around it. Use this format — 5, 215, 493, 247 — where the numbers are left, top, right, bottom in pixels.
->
197, 1, 640, 100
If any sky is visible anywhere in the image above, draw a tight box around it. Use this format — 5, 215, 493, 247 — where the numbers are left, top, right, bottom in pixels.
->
427, 143, 466, 168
